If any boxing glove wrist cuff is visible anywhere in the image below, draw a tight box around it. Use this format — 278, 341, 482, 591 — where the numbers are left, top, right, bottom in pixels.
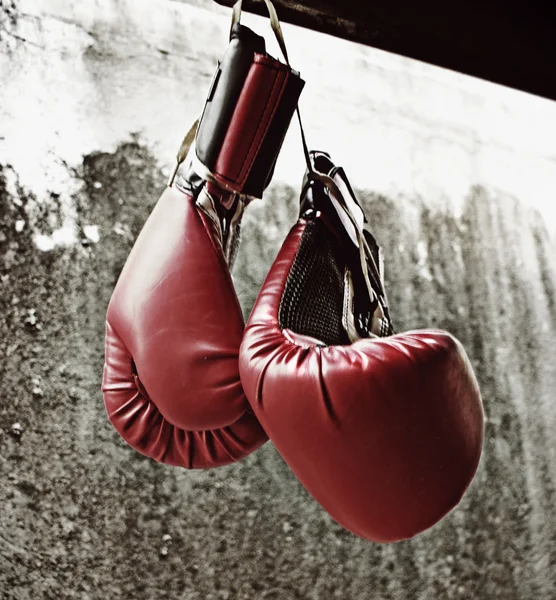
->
171, 137, 248, 270
194, 22, 304, 199
284, 151, 394, 343
167, 0, 303, 199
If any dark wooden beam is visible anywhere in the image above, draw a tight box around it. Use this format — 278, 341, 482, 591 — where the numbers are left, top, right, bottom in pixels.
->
214, 0, 556, 102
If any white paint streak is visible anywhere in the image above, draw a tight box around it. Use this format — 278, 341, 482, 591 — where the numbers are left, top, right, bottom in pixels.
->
83, 225, 100, 243
34, 226, 77, 252
416, 240, 434, 281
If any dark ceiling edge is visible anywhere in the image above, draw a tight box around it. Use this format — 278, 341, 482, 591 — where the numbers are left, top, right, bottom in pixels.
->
213, 0, 556, 103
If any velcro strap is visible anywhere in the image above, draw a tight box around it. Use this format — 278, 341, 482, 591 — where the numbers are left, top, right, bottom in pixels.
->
194, 24, 304, 198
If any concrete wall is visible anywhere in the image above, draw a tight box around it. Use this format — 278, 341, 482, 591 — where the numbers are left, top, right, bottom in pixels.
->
1, 1, 555, 598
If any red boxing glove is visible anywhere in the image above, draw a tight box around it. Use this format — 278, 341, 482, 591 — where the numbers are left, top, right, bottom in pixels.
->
102, 4, 303, 468
102, 173, 268, 468
239, 151, 484, 541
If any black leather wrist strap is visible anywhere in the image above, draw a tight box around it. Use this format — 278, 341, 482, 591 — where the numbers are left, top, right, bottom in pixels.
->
169, 0, 311, 189
231, 0, 312, 174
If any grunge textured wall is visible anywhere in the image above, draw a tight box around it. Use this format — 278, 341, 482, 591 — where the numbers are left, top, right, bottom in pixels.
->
1, 1, 555, 599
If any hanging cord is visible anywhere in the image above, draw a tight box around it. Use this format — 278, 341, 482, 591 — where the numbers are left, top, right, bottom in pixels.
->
231, 0, 312, 173
232, 1, 385, 322
168, 118, 199, 187
168, 1, 384, 328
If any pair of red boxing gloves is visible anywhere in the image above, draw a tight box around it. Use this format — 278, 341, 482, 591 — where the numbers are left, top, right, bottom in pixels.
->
102, 0, 484, 543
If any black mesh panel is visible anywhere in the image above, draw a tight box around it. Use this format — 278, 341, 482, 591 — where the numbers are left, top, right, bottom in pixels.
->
278, 220, 347, 346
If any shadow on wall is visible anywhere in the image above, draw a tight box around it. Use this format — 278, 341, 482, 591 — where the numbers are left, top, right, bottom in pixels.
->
0, 138, 555, 599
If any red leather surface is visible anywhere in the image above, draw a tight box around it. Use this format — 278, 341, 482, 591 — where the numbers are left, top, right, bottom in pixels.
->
239, 218, 484, 541
214, 54, 290, 188
102, 186, 268, 468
